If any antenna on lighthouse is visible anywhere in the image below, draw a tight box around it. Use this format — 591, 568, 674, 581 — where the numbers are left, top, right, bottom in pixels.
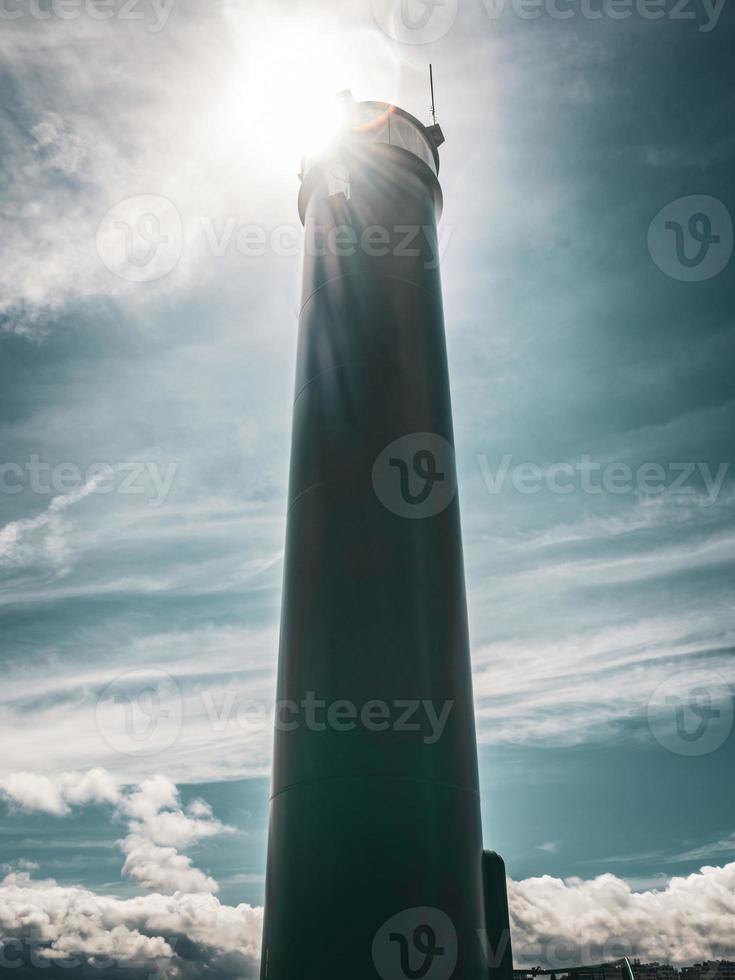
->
427, 65, 445, 148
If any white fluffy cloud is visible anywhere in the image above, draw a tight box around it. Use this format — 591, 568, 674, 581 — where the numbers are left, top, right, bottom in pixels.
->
0, 770, 233, 896
1, 769, 734, 969
1, 862, 734, 976
510, 863, 735, 967
3, 771, 735, 972
121, 776, 234, 849
0, 872, 262, 978
120, 837, 218, 895
0, 769, 120, 816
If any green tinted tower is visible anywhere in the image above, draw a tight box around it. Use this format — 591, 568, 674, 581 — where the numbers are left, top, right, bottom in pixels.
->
260, 99, 512, 980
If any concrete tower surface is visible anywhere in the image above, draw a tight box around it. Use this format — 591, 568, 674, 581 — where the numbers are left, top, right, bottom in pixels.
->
260, 99, 510, 980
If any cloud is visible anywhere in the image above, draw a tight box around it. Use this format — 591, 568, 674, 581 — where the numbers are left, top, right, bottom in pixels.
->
0, 1, 400, 337
120, 836, 218, 895
0, 17, 186, 335
0, 622, 277, 785
472, 611, 735, 746
30, 112, 88, 177
0, 774, 733, 970
509, 863, 735, 966
119, 775, 179, 823
0, 472, 108, 572
510, 485, 735, 552
120, 776, 234, 849
114, 775, 236, 894
668, 834, 735, 866
0, 873, 262, 979
1, 861, 733, 975
0, 860, 39, 875
0, 769, 120, 816
0, 771, 233, 895
187, 798, 214, 819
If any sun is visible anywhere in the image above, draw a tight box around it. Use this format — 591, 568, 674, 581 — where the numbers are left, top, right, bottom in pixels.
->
238, 23, 356, 171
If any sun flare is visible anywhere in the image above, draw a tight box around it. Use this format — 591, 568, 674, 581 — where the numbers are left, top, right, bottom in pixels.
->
240, 24, 356, 169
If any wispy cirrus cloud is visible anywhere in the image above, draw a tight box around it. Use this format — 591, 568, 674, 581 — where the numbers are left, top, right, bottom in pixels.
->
473, 609, 735, 746
0, 624, 276, 784
668, 835, 735, 865
0, 473, 107, 572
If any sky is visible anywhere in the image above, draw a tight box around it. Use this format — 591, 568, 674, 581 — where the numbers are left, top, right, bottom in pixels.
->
0, 0, 734, 976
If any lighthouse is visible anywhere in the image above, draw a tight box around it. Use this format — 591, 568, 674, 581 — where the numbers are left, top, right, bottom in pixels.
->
260, 97, 512, 980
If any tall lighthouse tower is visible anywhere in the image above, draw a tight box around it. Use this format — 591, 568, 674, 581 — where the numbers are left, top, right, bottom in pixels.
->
260, 98, 512, 980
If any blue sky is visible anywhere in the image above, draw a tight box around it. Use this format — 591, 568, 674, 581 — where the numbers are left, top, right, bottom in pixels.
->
0, 0, 734, 976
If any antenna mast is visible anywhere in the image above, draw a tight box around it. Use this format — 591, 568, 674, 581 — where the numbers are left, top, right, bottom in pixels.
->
426, 64, 445, 148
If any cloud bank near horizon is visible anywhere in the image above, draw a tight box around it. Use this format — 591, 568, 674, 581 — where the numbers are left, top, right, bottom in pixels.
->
1, 769, 734, 974
1, 863, 733, 976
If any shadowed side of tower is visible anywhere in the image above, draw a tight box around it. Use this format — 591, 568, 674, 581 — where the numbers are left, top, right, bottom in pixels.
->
259, 101, 510, 980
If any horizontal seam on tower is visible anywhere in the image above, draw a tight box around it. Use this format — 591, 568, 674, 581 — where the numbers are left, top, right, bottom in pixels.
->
269, 773, 481, 803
